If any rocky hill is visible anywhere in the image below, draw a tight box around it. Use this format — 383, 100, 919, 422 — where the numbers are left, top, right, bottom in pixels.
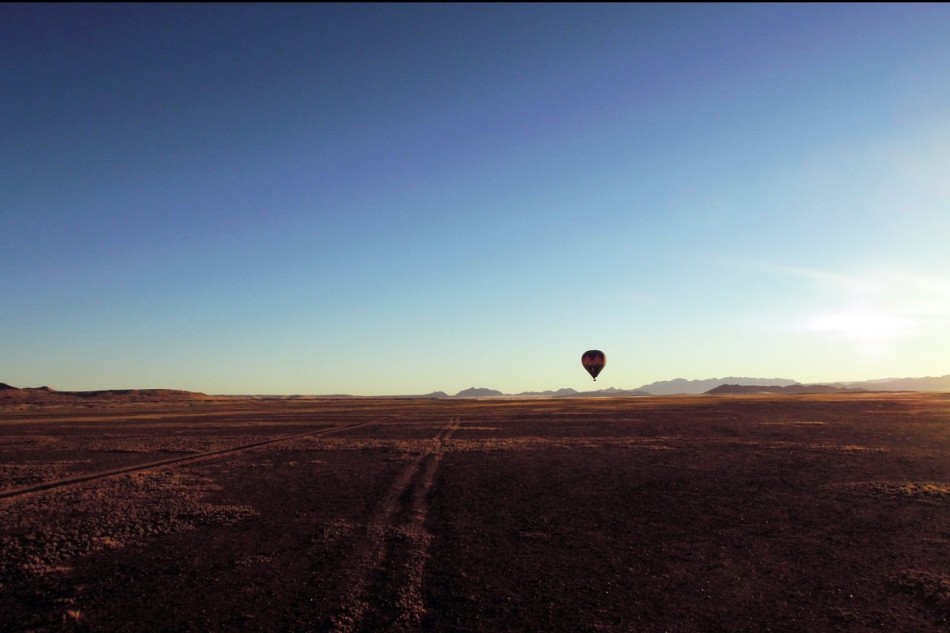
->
705, 384, 864, 395
453, 387, 505, 398
0, 385, 212, 405
638, 377, 799, 395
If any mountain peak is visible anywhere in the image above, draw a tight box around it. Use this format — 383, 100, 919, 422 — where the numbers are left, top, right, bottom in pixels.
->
454, 387, 504, 398
638, 377, 799, 395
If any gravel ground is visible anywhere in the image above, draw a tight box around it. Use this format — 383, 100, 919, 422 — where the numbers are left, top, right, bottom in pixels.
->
2, 394, 950, 632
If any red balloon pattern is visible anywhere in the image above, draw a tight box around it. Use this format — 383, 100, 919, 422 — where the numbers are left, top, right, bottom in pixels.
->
581, 350, 606, 381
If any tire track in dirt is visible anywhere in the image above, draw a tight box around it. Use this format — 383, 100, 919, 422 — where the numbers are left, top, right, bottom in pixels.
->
330, 417, 461, 633
0, 418, 394, 501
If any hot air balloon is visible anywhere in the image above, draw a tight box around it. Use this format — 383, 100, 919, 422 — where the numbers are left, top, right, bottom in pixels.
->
581, 350, 606, 381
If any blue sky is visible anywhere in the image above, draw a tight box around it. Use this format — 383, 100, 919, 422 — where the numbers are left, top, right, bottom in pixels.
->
3, 4, 950, 395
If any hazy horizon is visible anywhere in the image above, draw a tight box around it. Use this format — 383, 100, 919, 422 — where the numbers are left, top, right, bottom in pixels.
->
8, 373, 950, 398
4, 5, 950, 395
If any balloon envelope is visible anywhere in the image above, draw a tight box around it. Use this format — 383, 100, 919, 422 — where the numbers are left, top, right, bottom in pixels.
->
581, 350, 606, 381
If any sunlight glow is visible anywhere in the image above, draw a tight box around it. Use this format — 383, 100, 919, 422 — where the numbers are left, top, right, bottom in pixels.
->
804, 308, 916, 343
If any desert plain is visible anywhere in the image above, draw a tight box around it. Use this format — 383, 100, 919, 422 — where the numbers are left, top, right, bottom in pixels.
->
2, 393, 950, 632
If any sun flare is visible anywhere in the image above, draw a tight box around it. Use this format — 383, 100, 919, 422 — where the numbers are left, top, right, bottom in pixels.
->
805, 308, 916, 344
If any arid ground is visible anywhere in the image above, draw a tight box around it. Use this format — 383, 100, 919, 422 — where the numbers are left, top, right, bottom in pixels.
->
3, 393, 950, 632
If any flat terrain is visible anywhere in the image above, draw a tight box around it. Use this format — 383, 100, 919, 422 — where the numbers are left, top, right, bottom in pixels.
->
3, 393, 950, 632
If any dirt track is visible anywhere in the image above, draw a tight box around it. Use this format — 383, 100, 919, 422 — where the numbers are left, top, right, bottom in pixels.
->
2, 394, 950, 631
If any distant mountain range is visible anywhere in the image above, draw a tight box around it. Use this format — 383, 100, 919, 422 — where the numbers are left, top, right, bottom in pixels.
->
416, 386, 651, 399
705, 384, 865, 395
3, 375, 950, 403
829, 376, 950, 392
633, 375, 950, 395
438, 374, 950, 398
637, 377, 799, 395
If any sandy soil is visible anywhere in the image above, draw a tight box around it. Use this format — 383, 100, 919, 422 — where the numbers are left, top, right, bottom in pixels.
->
2, 393, 950, 631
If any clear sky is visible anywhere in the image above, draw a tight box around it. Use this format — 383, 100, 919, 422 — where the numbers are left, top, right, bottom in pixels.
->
3, 4, 950, 395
